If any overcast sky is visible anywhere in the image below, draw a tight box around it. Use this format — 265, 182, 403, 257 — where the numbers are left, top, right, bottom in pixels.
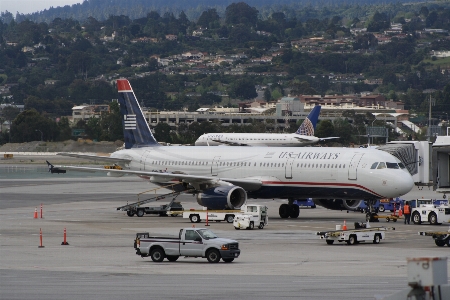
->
1, 0, 83, 15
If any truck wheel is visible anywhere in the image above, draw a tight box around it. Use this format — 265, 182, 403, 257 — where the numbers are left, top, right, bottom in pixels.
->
150, 248, 165, 262
166, 255, 179, 262
279, 204, 290, 218
412, 212, 421, 224
206, 249, 221, 263
447, 238, 450, 247
379, 206, 385, 212
247, 222, 254, 230
126, 210, 134, 217
234, 227, 240, 230
136, 209, 144, 217
225, 215, 234, 223
289, 205, 300, 218
429, 213, 438, 225
258, 223, 264, 229
373, 234, 381, 244
347, 235, 356, 245
222, 258, 234, 263
435, 240, 446, 247
326, 240, 334, 245
189, 214, 199, 223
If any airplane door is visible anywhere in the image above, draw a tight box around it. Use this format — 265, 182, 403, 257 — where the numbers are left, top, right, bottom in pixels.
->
285, 158, 294, 179
211, 156, 220, 176
348, 153, 364, 180
140, 150, 152, 170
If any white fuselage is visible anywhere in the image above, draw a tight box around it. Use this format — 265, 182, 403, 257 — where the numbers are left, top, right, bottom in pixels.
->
194, 133, 319, 147
111, 146, 414, 200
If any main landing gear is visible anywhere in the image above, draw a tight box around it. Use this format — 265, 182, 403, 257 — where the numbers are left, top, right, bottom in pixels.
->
365, 200, 379, 222
279, 199, 300, 219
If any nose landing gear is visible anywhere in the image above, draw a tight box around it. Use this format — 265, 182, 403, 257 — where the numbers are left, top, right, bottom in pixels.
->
365, 200, 379, 222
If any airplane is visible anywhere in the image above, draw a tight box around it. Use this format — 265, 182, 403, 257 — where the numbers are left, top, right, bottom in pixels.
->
52, 79, 414, 220
194, 105, 338, 147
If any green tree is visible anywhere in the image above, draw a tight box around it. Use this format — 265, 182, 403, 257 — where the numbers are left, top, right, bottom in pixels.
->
11, 109, 58, 142
153, 122, 172, 143
315, 119, 334, 138
230, 78, 257, 100
225, 2, 258, 26
57, 116, 72, 141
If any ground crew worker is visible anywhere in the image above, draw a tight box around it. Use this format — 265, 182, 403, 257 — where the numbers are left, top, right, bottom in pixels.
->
403, 201, 411, 224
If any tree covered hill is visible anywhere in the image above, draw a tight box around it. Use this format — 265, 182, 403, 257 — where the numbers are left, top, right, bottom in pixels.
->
1, 0, 429, 24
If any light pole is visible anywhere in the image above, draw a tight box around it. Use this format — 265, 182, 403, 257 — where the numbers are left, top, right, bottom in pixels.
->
35, 129, 43, 141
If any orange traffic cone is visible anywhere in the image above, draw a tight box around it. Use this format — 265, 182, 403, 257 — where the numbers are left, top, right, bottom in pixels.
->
342, 220, 347, 230
398, 208, 403, 217
34, 207, 38, 219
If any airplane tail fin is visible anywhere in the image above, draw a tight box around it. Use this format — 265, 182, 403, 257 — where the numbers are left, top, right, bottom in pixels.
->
295, 105, 321, 136
117, 79, 160, 149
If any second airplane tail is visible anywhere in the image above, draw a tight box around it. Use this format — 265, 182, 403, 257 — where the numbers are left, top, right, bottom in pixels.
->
295, 105, 321, 136
117, 79, 160, 149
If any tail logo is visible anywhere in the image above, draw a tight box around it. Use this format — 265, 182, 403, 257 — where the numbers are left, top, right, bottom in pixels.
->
124, 114, 137, 130
296, 119, 314, 136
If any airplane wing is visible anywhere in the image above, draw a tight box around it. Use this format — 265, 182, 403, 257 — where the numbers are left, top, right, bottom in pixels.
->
57, 153, 132, 163
52, 164, 262, 191
211, 139, 249, 146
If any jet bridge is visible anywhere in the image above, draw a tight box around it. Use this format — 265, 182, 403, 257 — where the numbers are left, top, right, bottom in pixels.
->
377, 141, 431, 187
432, 135, 450, 196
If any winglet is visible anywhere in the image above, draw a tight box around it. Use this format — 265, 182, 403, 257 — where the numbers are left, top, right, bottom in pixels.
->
295, 106, 321, 136
117, 79, 160, 149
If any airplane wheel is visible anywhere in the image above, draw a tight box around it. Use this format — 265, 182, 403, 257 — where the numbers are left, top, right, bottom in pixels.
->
279, 204, 291, 218
289, 205, 300, 218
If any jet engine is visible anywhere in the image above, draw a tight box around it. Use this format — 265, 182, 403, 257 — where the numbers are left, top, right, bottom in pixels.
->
314, 199, 363, 211
197, 185, 247, 210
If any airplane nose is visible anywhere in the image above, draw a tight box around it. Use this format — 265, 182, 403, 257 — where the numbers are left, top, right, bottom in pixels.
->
395, 173, 414, 196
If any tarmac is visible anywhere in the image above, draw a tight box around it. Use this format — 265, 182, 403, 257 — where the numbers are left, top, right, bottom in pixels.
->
0, 157, 449, 299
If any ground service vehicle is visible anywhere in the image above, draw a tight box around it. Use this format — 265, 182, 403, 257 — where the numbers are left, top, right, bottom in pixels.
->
183, 209, 239, 223
378, 198, 404, 212
317, 223, 394, 245
233, 205, 268, 230
134, 228, 240, 263
418, 228, 450, 247
410, 199, 450, 225
293, 199, 316, 208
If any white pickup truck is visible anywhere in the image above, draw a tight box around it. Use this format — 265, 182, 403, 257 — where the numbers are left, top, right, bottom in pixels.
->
134, 228, 240, 263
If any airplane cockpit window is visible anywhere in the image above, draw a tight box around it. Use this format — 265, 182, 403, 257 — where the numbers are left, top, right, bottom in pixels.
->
398, 162, 406, 169
386, 162, 399, 169
370, 162, 378, 169
377, 162, 386, 169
